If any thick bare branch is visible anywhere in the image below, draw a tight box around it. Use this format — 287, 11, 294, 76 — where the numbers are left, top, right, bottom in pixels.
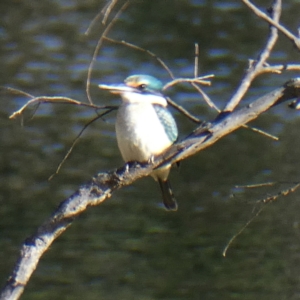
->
1, 78, 300, 300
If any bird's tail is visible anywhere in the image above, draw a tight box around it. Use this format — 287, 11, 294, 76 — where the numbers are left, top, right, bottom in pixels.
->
158, 178, 178, 211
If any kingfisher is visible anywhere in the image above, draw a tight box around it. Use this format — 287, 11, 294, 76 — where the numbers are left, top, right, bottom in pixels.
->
99, 74, 178, 211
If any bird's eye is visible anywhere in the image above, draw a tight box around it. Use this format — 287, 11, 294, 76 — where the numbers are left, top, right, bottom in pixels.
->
138, 83, 147, 90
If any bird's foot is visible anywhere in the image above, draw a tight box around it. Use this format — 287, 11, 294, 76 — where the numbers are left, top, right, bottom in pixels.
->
124, 161, 140, 172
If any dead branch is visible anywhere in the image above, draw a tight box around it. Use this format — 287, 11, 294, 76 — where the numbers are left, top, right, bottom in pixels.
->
2, 1, 300, 299
8, 96, 115, 120
1, 78, 300, 300
224, 0, 281, 112
242, 0, 300, 49
86, 1, 130, 104
103, 37, 176, 79
223, 181, 300, 257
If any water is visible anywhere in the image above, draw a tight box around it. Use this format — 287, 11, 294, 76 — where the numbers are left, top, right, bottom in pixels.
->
1, 1, 300, 299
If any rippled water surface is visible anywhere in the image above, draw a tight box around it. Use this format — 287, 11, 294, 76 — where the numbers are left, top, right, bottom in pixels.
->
1, 1, 300, 299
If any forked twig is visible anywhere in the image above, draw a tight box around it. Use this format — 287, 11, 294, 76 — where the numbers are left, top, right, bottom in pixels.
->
224, 0, 282, 112
85, 0, 119, 35
9, 96, 114, 120
242, 0, 300, 49
223, 181, 300, 256
162, 76, 214, 91
163, 76, 278, 140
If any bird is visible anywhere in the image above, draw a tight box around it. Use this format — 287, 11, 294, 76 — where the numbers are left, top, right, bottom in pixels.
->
99, 74, 178, 211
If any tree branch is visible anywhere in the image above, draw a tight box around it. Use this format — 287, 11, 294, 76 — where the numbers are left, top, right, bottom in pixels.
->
224, 0, 281, 112
241, 0, 300, 49
1, 78, 300, 300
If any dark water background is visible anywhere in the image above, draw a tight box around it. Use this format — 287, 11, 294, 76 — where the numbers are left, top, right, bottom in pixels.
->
1, 0, 300, 299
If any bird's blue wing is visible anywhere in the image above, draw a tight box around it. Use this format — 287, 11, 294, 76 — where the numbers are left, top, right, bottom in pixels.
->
153, 105, 178, 143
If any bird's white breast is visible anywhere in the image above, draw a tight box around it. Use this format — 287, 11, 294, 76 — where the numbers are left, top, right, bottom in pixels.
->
116, 101, 172, 163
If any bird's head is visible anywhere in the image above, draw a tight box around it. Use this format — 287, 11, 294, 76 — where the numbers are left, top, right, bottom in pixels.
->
99, 74, 167, 106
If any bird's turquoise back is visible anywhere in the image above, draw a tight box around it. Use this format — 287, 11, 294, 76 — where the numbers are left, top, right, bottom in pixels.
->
153, 105, 178, 143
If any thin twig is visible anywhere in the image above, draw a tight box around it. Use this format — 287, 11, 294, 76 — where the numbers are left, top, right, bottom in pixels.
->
165, 78, 278, 140
102, 0, 119, 25
260, 182, 300, 203
166, 97, 202, 124
86, 1, 130, 104
0, 86, 35, 99
223, 204, 266, 257
236, 181, 300, 189
85, 3, 107, 35
9, 96, 114, 120
243, 125, 278, 140
235, 181, 277, 188
190, 81, 219, 110
48, 107, 116, 181
163, 75, 213, 91
85, 0, 120, 35
256, 64, 300, 75
224, 181, 300, 256
104, 37, 175, 79
194, 43, 199, 78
